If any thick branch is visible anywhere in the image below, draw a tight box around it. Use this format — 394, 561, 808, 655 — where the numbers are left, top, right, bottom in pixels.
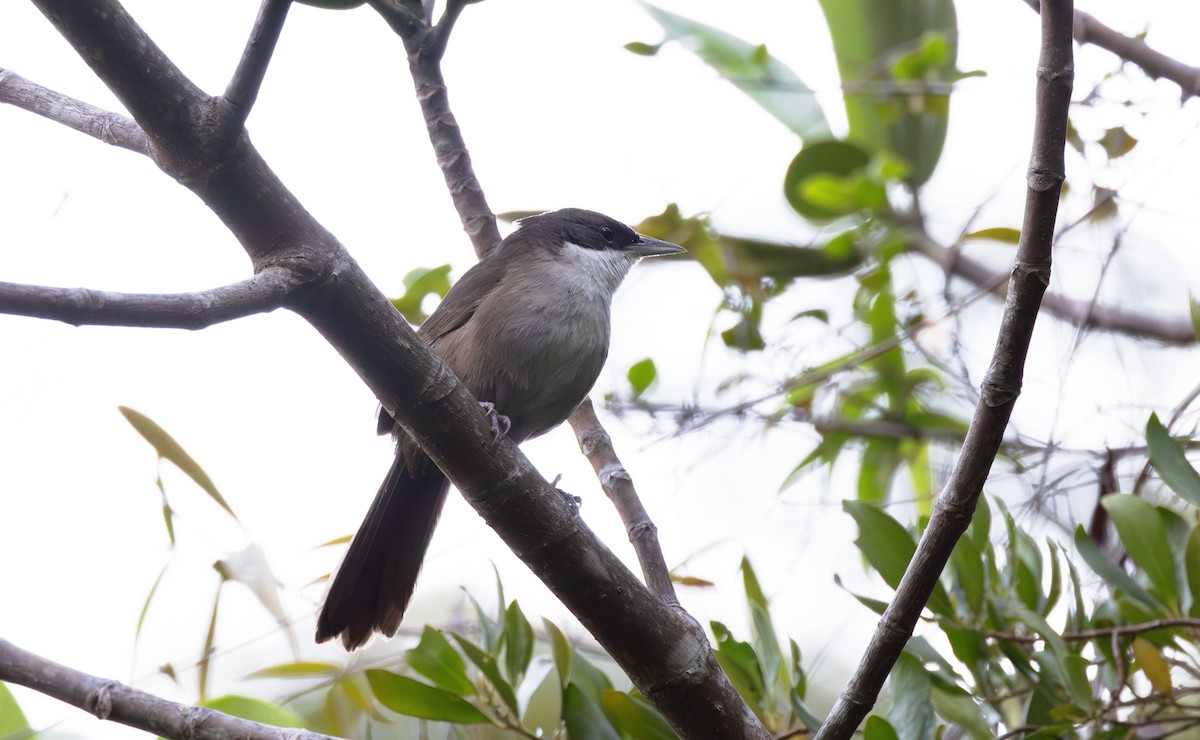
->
28, 1, 764, 736
1022, 0, 1200, 99
817, 1, 1074, 737
911, 229, 1196, 345
0, 267, 301, 329
221, 0, 292, 130
0, 68, 148, 154
0, 639, 337, 740
569, 399, 678, 603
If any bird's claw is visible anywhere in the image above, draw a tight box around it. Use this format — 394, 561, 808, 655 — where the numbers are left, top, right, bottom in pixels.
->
479, 401, 511, 441
551, 474, 581, 510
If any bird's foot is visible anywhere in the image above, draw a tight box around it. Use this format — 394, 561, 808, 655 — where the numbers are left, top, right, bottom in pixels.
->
551, 474, 581, 510
479, 401, 511, 441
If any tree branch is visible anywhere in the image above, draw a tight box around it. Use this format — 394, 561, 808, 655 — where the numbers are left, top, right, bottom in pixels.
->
569, 398, 678, 603
0, 267, 301, 329
817, 1, 1074, 736
1021, 0, 1200, 99
24, 1, 765, 736
221, 0, 292, 131
372, 0, 501, 256
0, 68, 148, 154
910, 227, 1197, 345
0, 639, 338, 740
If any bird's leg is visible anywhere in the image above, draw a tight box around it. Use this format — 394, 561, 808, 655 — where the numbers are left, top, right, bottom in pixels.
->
478, 401, 511, 441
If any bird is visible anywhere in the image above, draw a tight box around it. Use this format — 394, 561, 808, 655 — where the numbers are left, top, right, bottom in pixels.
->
315, 208, 685, 650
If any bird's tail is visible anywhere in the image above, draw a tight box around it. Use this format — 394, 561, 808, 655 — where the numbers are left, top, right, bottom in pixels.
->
316, 453, 450, 650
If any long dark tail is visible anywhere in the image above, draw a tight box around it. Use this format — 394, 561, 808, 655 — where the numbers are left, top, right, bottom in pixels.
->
316, 452, 450, 650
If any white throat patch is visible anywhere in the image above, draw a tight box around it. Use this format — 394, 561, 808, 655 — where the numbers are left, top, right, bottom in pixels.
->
558, 240, 639, 298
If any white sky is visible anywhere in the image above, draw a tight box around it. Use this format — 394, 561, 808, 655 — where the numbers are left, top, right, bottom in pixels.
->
3, 0, 1200, 737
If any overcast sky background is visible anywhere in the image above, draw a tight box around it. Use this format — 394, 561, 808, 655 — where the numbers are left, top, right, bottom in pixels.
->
4, 0, 1200, 737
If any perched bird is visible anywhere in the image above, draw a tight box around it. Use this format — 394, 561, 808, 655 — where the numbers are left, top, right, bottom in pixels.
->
316, 208, 685, 649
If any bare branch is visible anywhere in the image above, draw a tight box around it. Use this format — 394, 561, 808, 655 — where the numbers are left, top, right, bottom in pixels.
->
222, 0, 293, 129
0, 68, 148, 154
910, 228, 1197, 345
569, 398, 678, 603
817, 1, 1074, 736
371, 0, 501, 256
1022, 0, 1200, 99
0, 638, 338, 740
0, 266, 301, 329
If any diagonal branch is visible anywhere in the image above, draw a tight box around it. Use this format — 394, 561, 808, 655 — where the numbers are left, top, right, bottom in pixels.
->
1021, 0, 1200, 99
221, 0, 293, 131
910, 227, 1197, 345
0, 68, 148, 154
0, 266, 302, 329
569, 399, 678, 603
0, 639, 338, 740
372, 0, 501, 256
817, 1, 1074, 736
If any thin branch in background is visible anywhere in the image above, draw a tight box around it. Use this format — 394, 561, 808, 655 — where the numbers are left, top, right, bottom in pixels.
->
0, 68, 148, 154
1020, 0, 1200, 100
221, 0, 292, 131
372, 0, 501, 256
910, 226, 1196, 345
0, 266, 302, 329
816, 0, 1074, 736
569, 398, 678, 603
0, 639, 338, 740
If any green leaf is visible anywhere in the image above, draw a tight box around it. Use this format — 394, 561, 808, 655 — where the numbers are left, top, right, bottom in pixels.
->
504, 600, 535, 687
406, 626, 475, 697
816, 0, 958, 186
1146, 412, 1200, 507
602, 691, 679, 739
563, 683, 621, 740
1098, 126, 1138, 159
246, 661, 343, 679
118, 406, 237, 521
543, 617, 572, 689
1186, 526, 1200, 617
200, 695, 304, 728
1073, 525, 1160, 610
784, 140, 872, 221
1132, 636, 1173, 693
134, 564, 168, 646
453, 634, 519, 715
1190, 294, 1200, 341
711, 621, 765, 706
623, 41, 662, 56
639, 3, 830, 139
930, 687, 991, 740
0, 683, 32, 740
887, 653, 935, 740
568, 650, 614, 707
523, 666, 564, 738
365, 670, 488, 724
627, 358, 658, 397
864, 715, 900, 740
842, 501, 952, 615
391, 264, 452, 324
962, 227, 1020, 245
949, 528, 984, 616
1101, 494, 1179, 609
858, 437, 901, 503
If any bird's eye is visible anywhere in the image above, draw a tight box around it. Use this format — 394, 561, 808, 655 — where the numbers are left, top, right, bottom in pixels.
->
599, 226, 614, 242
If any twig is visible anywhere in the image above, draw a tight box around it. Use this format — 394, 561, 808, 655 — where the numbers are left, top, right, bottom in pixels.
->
815, 1, 1074, 737
221, 0, 292, 131
569, 399, 678, 603
0, 267, 302, 329
0, 68, 148, 154
0, 638, 339, 740
987, 615, 1200, 643
909, 227, 1196, 345
372, 0, 501, 255
1021, 0, 1200, 99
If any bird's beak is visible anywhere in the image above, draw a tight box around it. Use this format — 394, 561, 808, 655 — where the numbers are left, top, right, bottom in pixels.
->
626, 235, 686, 257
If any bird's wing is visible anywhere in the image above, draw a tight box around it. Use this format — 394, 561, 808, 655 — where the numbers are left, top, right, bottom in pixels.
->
417, 254, 507, 344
